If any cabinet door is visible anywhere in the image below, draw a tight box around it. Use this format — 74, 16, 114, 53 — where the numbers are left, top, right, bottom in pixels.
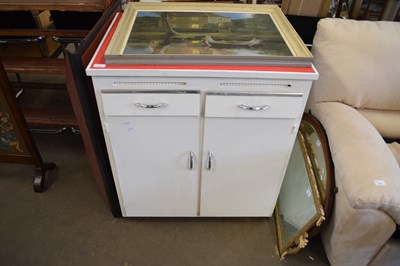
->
101, 91, 200, 216
200, 93, 303, 217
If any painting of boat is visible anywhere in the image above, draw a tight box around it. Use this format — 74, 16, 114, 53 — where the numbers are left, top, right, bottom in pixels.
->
204, 36, 261, 48
122, 11, 292, 57
104, 3, 313, 66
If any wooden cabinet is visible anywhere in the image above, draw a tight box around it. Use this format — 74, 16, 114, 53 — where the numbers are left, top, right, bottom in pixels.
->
0, 0, 116, 127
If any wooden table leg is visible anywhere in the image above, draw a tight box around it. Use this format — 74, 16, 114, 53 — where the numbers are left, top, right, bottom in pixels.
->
34, 162, 56, 192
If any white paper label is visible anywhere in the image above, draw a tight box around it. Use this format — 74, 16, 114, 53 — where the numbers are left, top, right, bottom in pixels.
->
374, 179, 386, 186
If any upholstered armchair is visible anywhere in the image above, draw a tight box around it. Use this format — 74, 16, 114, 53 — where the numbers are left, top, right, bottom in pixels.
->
307, 18, 400, 265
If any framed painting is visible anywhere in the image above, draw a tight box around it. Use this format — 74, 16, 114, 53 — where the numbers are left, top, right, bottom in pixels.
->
104, 2, 312, 66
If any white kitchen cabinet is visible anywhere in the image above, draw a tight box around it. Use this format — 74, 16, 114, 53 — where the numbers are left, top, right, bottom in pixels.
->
97, 86, 316, 217
101, 91, 201, 216
86, 4, 319, 217
200, 92, 303, 216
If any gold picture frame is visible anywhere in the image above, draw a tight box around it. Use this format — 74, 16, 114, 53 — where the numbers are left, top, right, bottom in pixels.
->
104, 2, 312, 66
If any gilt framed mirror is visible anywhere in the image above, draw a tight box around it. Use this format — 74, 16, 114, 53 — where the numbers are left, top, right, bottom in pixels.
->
275, 130, 325, 259
300, 113, 335, 237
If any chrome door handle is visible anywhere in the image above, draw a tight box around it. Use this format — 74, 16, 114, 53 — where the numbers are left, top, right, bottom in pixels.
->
237, 104, 270, 111
187, 151, 196, 170
206, 151, 213, 170
135, 102, 168, 109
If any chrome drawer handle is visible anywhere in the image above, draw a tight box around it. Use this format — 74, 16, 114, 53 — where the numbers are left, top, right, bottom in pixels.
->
206, 151, 213, 170
135, 102, 168, 109
187, 151, 196, 170
237, 104, 270, 111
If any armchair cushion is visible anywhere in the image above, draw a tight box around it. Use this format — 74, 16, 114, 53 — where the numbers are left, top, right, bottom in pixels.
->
310, 19, 400, 111
388, 142, 400, 166
315, 102, 400, 224
358, 109, 400, 139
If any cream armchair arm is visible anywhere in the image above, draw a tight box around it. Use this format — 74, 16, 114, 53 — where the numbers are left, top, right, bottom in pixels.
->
313, 102, 400, 265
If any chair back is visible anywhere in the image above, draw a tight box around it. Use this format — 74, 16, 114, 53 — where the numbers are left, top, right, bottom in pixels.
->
309, 18, 400, 138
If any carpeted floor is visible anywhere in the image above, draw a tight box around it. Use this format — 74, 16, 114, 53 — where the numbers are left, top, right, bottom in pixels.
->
0, 130, 330, 266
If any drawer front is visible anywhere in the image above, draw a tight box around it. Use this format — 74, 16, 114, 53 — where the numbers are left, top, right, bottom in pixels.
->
205, 93, 304, 119
101, 91, 200, 116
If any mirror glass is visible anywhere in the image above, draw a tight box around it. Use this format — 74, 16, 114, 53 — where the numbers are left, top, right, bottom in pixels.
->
275, 131, 325, 258
301, 121, 328, 202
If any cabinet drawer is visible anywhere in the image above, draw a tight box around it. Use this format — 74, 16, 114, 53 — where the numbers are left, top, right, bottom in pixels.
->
101, 91, 200, 116
205, 93, 304, 119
